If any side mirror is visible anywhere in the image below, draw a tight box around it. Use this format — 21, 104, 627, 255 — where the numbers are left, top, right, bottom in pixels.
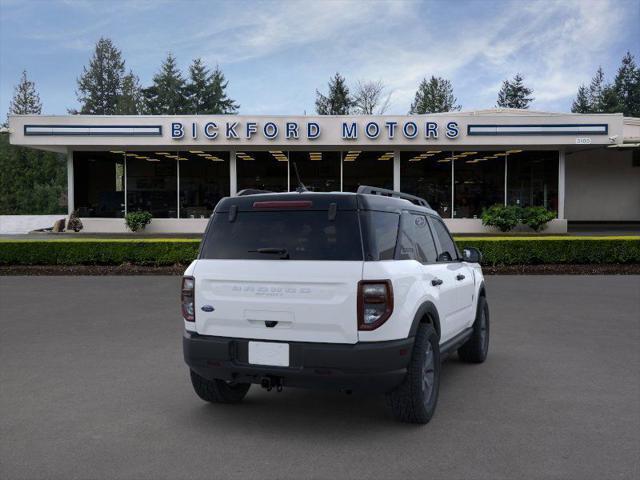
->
462, 247, 483, 264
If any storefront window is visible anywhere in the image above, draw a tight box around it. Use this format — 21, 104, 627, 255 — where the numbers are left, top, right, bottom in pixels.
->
178, 151, 230, 218
342, 150, 394, 192
401, 151, 452, 217
236, 151, 288, 192
507, 150, 558, 212
288, 151, 340, 192
453, 151, 505, 218
126, 152, 177, 218
73, 151, 125, 217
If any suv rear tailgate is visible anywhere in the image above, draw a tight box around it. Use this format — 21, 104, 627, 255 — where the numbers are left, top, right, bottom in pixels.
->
194, 260, 362, 344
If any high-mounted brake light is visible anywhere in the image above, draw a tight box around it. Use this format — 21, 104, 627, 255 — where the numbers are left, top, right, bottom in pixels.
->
253, 200, 313, 209
357, 280, 393, 330
181, 276, 195, 322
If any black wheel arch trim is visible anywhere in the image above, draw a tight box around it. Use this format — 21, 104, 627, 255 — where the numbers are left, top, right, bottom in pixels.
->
408, 301, 442, 339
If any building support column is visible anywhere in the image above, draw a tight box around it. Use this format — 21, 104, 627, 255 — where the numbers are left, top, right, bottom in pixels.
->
393, 150, 400, 191
558, 149, 566, 219
229, 150, 237, 196
66, 149, 74, 216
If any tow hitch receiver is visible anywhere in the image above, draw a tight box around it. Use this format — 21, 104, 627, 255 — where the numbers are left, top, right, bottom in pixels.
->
260, 376, 284, 392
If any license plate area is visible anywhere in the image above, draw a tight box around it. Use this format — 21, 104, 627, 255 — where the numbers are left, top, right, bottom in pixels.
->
248, 341, 290, 367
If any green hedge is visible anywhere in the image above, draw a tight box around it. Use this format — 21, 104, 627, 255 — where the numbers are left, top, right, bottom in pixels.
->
0, 237, 639, 266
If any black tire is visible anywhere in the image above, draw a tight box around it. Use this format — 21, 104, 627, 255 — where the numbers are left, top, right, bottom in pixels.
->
189, 370, 251, 404
458, 295, 490, 363
386, 323, 441, 424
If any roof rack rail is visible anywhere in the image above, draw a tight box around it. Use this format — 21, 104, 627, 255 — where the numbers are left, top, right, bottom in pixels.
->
236, 189, 274, 196
356, 185, 431, 208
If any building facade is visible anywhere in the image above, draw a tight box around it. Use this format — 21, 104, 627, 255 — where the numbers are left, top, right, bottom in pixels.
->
8, 109, 640, 233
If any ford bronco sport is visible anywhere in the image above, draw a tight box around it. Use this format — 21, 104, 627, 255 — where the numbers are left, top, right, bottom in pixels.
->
182, 186, 489, 424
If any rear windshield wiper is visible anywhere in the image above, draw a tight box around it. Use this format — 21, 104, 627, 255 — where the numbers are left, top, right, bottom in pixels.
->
248, 247, 290, 259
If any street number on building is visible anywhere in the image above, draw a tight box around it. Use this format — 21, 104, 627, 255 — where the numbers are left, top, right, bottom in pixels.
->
576, 137, 592, 144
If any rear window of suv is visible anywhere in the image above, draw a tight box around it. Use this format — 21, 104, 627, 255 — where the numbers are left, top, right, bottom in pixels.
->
200, 211, 364, 261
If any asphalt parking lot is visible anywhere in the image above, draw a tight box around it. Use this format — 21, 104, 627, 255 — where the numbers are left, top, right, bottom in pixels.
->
1, 276, 638, 480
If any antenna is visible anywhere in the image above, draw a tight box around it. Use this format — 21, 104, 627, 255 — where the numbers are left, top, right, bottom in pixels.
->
292, 162, 308, 193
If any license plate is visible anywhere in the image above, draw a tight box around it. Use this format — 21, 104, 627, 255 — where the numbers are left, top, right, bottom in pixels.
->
248, 341, 290, 367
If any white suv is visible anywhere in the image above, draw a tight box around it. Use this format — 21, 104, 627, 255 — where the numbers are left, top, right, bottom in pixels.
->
182, 186, 489, 424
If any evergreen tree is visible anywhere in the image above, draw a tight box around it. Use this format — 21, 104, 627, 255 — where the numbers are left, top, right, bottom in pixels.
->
8, 70, 42, 116
409, 76, 460, 114
143, 53, 188, 114
496, 73, 534, 109
75, 37, 126, 114
116, 71, 144, 114
571, 85, 591, 113
315, 73, 353, 115
587, 67, 607, 112
185, 59, 239, 114
613, 51, 640, 117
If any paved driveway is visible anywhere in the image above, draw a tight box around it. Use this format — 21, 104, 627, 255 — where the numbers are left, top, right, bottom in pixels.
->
1, 276, 638, 480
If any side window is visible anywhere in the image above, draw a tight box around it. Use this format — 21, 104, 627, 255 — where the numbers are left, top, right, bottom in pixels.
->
398, 213, 438, 263
430, 217, 458, 262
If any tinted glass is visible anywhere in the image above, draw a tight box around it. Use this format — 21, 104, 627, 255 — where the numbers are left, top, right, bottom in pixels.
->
398, 213, 437, 263
360, 211, 399, 261
342, 150, 394, 192
201, 211, 363, 260
454, 151, 505, 218
126, 153, 177, 218
178, 151, 229, 218
288, 151, 340, 192
430, 217, 458, 261
401, 151, 452, 217
236, 151, 288, 192
74, 151, 125, 218
507, 150, 558, 212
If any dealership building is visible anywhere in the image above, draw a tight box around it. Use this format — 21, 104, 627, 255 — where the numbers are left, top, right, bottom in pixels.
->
7, 109, 640, 233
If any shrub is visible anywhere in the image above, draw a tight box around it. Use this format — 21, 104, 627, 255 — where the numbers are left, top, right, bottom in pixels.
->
67, 210, 83, 232
481, 205, 520, 232
0, 237, 638, 267
521, 206, 556, 232
125, 211, 153, 232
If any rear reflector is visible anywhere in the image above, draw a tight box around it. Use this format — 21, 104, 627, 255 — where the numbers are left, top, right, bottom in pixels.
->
253, 200, 313, 209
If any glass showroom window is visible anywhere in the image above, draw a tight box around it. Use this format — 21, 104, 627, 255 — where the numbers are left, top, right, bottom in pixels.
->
401, 151, 453, 218
288, 151, 341, 192
178, 151, 230, 218
507, 150, 558, 213
126, 152, 177, 218
73, 151, 125, 217
342, 150, 394, 192
236, 151, 288, 192
453, 151, 505, 218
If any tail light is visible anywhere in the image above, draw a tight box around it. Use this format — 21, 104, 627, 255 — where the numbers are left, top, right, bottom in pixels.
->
181, 276, 195, 322
357, 280, 393, 330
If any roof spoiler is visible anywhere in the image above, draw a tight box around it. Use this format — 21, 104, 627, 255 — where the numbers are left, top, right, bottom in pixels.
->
357, 185, 431, 209
236, 189, 274, 196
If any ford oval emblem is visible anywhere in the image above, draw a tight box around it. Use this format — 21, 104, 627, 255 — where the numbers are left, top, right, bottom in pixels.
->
201, 305, 215, 312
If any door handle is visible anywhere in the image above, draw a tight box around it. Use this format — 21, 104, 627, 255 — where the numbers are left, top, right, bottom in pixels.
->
456, 274, 466, 281
431, 278, 443, 286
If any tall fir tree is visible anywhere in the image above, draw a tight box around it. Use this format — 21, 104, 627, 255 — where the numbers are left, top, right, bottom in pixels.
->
613, 51, 640, 117
75, 37, 126, 114
587, 67, 607, 112
1, 72, 66, 215
409, 76, 460, 114
315, 73, 353, 115
185, 59, 239, 114
8, 70, 42, 117
571, 85, 591, 113
143, 53, 188, 114
496, 74, 534, 109
116, 71, 144, 115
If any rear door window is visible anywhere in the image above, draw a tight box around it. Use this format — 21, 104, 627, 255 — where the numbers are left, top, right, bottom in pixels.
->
200, 210, 363, 261
429, 217, 458, 262
398, 213, 438, 263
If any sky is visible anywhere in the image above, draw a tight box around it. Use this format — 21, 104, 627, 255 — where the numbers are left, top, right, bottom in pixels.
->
0, 0, 638, 117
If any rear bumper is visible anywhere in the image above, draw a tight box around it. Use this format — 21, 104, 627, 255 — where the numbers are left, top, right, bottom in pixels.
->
183, 331, 414, 393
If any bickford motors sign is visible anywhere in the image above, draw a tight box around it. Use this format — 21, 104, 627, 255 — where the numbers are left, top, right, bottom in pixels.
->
171, 119, 461, 141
